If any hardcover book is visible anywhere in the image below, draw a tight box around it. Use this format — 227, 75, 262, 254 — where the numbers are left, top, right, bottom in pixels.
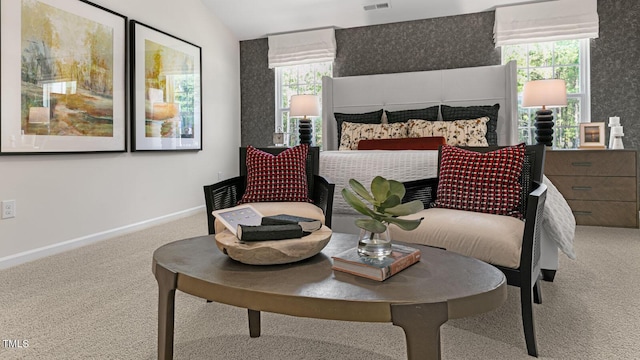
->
261, 214, 322, 232
331, 244, 421, 281
236, 224, 304, 241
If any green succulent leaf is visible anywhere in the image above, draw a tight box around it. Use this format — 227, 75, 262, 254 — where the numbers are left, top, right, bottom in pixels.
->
386, 217, 424, 231
370, 176, 390, 203
379, 194, 401, 211
385, 200, 425, 216
341, 188, 378, 218
388, 180, 406, 200
343, 176, 424, 234
355, 218, 387, 233
348, 179, 375, 204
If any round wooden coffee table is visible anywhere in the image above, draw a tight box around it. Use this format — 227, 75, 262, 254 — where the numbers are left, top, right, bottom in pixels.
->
153, 233, 506, 360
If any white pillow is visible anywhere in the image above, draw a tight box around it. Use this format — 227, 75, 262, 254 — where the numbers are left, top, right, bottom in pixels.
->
338, 122, 408, 150
407, 117, 489, 146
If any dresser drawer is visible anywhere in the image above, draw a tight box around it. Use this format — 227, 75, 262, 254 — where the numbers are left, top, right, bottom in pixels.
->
548, 175, 637, 201
567, 200, 639, 228
545, 150, 637, 176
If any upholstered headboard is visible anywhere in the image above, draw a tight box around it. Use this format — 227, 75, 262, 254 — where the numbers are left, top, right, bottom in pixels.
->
321, 61, 518, 150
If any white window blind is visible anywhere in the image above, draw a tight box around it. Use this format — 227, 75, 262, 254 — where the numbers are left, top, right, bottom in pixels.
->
268, 28, 336, 68
494, 0, 599, 47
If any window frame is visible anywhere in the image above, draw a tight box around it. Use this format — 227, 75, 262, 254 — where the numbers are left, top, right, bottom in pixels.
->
502, 39, 591, 148
274, 62, 333, 147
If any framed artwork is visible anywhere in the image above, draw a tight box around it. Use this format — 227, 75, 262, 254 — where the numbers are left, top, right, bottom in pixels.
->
130, 20, 202, 151
579, 122, 605, 148
0, 0, 127, 154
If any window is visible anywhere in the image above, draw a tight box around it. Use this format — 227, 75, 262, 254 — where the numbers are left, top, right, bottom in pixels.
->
502, 39, 590, 149
275, 62, 332, 148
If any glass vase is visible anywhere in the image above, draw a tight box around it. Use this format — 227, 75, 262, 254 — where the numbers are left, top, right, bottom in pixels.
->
357, 228, 392, 258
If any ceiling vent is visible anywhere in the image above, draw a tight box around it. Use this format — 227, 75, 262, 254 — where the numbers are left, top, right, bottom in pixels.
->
364, 2, 390, 11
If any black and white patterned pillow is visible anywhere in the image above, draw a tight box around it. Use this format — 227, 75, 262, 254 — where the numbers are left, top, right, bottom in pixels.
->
385, 106, 439, 123
441, 104, 500, 145
334, 109, 383, 142
338, 122, 408, 150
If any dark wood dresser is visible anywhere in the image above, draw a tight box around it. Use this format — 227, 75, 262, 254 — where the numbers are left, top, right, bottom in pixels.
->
545, 149, 639, 228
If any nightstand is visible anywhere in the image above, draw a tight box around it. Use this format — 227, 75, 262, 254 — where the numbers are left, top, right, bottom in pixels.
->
545, 149, 639, 228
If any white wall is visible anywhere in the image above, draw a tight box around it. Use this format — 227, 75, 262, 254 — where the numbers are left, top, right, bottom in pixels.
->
0, 0, 241, 266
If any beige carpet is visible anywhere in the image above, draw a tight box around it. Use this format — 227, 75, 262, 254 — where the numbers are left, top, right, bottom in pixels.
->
1, 211, 639, 359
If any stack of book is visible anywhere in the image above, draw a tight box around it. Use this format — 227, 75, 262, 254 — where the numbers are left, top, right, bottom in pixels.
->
331, 244, 421, 281
237, 214, 322, 241
212, 205, 322, 241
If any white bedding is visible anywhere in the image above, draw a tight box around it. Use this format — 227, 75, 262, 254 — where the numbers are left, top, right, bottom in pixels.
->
319, 150, 576, 259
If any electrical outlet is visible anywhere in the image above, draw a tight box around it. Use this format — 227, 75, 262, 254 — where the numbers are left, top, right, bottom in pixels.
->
2, 200, 16, 219
217, 172, 224, 181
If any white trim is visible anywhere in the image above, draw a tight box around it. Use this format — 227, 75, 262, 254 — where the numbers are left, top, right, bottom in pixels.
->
494, 0, 599, 47
0, 206, 204, 270
580, 38, 591, 122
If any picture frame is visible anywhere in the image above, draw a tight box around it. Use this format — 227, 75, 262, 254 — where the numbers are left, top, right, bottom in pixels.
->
579, 122, 606, 148
0, 0, 127, 154
129, 20, 202, 151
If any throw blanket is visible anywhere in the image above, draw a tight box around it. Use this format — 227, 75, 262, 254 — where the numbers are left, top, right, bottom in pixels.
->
319, 150, 576, 259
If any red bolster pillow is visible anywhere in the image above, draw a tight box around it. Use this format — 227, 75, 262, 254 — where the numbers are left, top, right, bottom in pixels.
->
357, 136, 446, 150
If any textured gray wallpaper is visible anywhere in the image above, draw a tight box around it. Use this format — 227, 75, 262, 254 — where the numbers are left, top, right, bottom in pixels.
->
591, 0, 640, 150
334, 12, 500, 77
240, 39, 274, 147
240, 0, 639, 150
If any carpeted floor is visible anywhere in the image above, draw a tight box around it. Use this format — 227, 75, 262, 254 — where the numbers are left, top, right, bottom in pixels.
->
0, 211, 639, 359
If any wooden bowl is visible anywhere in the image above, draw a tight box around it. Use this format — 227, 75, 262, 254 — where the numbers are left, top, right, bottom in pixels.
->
215, 226, 332, 265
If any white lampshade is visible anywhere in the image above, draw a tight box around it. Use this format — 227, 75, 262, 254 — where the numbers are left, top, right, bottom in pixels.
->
290, 94, 320, 118
522, 79, 567, 109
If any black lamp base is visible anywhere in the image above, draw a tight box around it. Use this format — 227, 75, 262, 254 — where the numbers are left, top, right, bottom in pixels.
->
534, 109, 554, 147
298, 118, 313, 145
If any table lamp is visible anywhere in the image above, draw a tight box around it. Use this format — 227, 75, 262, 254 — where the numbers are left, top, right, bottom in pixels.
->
290, 94, 320, 145
522, 79, 567, 147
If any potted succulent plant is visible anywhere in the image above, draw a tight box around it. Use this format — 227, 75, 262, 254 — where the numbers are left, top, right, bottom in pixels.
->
342, 176, 424, 258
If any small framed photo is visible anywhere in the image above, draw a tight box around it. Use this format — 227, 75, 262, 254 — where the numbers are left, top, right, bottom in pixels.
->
579, 122, 606, 148
130, 20, 202, 151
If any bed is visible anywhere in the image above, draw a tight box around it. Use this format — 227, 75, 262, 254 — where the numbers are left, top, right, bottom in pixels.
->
318, 62, 576, 279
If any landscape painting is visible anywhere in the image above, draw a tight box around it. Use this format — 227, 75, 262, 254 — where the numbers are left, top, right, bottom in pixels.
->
130, 20, 202, 151
143, 39, 196, 139
0, 0, 126, 154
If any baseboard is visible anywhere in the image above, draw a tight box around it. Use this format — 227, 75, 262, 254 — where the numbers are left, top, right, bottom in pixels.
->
0, 206, 204, 270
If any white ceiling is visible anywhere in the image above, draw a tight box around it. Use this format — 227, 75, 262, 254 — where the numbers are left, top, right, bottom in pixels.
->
201, 0, 551, 41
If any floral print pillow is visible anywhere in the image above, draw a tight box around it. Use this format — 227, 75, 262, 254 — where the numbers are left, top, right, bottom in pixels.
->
407, 117, 489, 146
339, 122, 409, 150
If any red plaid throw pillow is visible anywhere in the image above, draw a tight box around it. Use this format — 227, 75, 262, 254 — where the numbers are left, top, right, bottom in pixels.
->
239, 145, 311, 204
435, 144, 526, 218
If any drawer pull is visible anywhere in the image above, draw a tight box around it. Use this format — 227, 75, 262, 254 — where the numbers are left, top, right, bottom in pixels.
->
573, 211, 592, 216
571, 186, 592, 191
571, 161, 592, 167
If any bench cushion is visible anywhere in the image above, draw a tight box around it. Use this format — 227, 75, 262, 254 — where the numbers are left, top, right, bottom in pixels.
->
215, 202, 325, 234
389, 208, 524, 268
